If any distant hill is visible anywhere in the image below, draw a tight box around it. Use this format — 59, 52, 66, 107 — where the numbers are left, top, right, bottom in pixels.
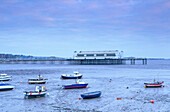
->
0, 53, 65, 60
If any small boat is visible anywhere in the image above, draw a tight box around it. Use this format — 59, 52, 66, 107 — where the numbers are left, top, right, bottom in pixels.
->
81, 91, 101, 99
144, 79, 164, 88
0, 74, 12, 81
61, 71, 83, 79
0, 83, 14, 91
28, 75, 47, 84
23, 86, 47, 98
62, 80, 88, 89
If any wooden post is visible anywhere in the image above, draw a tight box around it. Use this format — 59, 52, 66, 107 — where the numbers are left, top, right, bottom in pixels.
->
133, 59, 135, 65
131, 59, 133, 65
145, 58, 147, 65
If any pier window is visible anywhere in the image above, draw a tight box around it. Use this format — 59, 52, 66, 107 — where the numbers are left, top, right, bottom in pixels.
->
96, 54, 105, 56
86, 54, 94, 57
106, 53, 116, 56
77, 54, 85, 57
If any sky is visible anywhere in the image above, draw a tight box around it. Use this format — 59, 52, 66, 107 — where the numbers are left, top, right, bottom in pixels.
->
0, 0, 170, 58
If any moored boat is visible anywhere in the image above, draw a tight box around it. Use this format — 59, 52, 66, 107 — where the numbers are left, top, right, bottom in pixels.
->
28, 75, 47, 84
62, 80, 88, 89
61, 71, 83, 79
0, 83, 14, 91
144, 80, 164, 88
81, 91, 101, 99
0, 74, 12, 81
23, 86, 47, 98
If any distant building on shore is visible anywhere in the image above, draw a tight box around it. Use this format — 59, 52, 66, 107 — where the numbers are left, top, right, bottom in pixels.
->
74, 50, 123, 59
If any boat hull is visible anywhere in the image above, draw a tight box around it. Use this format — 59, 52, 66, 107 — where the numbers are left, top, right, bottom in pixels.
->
81, 91, 101, 99
63, 83, 88, 89
0, 87, 14, 91
0, 84, 14, 91
144, 82, 164, 88
28, 81, 46, 84
0, 78, 11, 81
24, 92, 46, 98
145, 85, 162, 88
61, 75, 82, 79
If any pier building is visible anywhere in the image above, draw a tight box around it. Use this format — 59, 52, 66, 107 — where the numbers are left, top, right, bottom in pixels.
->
74, 50, 123, 59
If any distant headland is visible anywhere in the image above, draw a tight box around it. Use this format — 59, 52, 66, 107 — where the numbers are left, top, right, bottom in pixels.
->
0, 53, 65, 60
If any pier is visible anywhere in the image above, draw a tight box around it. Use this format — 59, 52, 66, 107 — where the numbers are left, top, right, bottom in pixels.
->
0, 51, 147, 65
0, 58, 147, 65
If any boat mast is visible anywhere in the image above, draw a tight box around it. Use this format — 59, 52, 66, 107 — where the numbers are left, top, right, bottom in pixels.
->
157, 73, 159, 82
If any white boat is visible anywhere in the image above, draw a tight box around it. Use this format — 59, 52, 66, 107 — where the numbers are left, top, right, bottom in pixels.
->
23, 86, 47, 98
61, 71, 83, 79
28, 75, 47, 84
0, 83, 14, 91
0, 74, 12, 81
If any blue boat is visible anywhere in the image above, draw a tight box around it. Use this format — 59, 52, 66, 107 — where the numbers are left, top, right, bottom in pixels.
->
0, 83, 14, 91
61, 71, 83, 79
24, 86, 47, 99
62, 80, 88, 89
81, 91, 101, 99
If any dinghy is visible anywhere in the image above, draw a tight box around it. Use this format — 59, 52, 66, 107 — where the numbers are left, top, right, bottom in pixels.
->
81, 91, 101, 99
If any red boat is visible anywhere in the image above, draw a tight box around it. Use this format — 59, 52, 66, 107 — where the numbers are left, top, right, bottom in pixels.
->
144, 79, 164, 88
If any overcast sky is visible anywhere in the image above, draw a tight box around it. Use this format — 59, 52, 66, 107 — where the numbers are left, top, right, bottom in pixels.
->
0, 0, 170, 58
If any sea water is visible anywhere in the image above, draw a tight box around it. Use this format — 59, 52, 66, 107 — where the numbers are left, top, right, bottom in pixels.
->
0, 60, 170, 112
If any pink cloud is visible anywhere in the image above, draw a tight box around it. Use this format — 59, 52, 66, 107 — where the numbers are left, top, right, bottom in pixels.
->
163, 1, 170, 7
32, 15, 56, 26
106, 0, 138, 6
62, 0, 77, 4
43, 17, 55, 22
34, 15, 55, 22
87, 4, 100, 9
69, 28, 81, 32
0, 14, 9, 22
76, 19, 87, 22
148, 1, 170, 14
3, 0, 19, 4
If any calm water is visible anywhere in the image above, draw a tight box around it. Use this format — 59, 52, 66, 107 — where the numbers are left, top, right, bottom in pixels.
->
0, 60, 170, 112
